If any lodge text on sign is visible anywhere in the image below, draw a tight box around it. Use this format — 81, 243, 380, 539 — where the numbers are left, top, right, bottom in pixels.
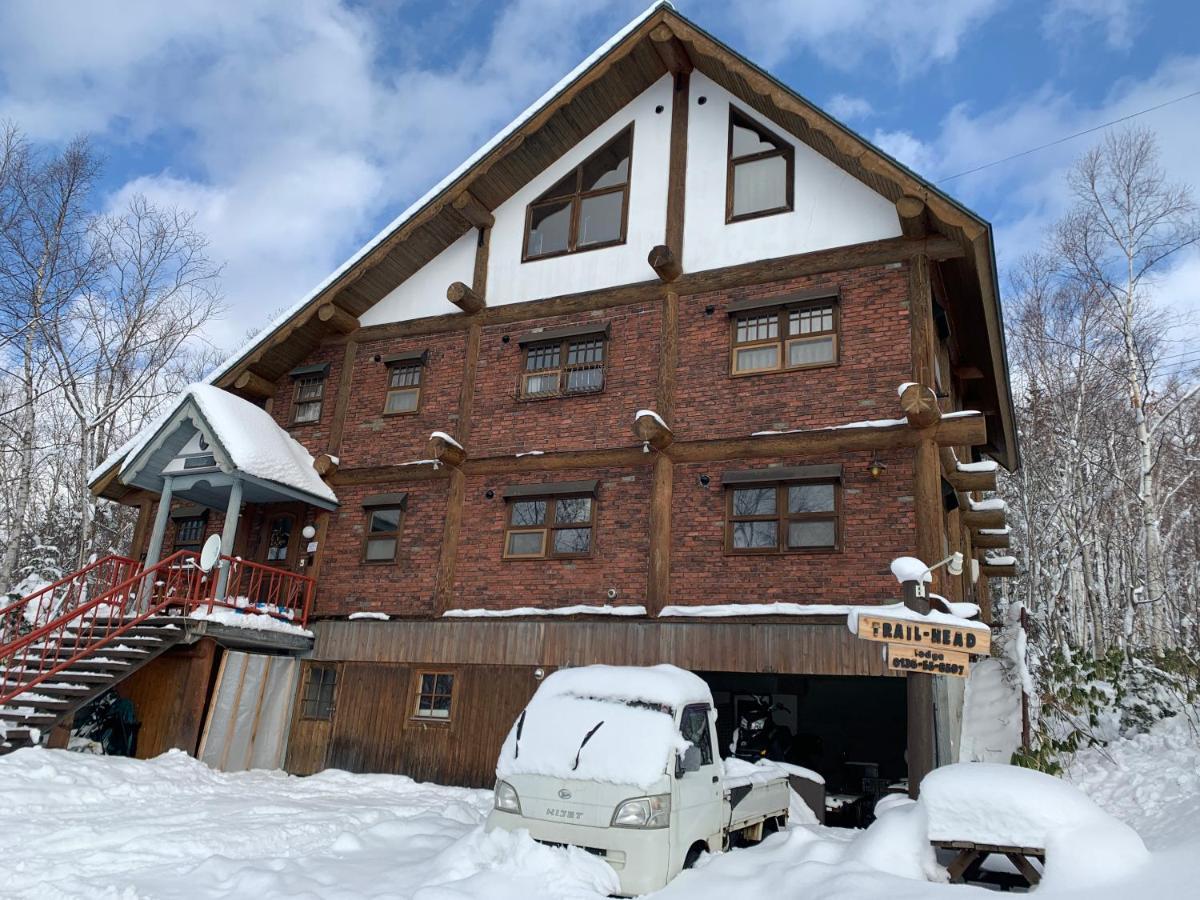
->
887, 645, 971, 677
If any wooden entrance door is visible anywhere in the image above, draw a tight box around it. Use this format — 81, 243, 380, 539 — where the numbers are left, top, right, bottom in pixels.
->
255, 504, 305, 571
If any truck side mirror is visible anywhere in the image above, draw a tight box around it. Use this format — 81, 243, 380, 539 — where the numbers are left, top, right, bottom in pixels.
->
676, 744, 702, 777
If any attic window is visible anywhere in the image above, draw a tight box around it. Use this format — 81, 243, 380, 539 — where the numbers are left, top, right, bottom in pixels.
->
727, 107, 793, 222
523, 125, 632, 261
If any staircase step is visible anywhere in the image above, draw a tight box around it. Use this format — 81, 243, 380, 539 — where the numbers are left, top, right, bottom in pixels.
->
10, 655, 131, 671
1, 694, 71, 711
1, 727, 37, 749
28, 682, 94, 698
51, 670, 116, 685
26, 645, 151, 662
0, 709, 58, 727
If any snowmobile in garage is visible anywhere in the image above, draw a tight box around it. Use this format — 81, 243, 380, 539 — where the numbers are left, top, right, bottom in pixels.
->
732, 696, 794, 763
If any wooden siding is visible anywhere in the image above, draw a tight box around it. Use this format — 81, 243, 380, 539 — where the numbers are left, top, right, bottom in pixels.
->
310, 619, 891, 677
116, 639, 221, 758
285, 661, 536, 788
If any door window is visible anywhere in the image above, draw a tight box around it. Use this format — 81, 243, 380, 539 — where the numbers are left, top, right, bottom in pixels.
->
680, 704, 714, 766
265, 516, 294, 562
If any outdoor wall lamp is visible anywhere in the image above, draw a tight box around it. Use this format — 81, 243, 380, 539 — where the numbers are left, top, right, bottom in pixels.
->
928, 551, 965, 578
867, 451, 887, 478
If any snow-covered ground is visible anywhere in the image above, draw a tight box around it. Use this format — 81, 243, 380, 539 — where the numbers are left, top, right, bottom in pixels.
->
1, 711, 1197, 899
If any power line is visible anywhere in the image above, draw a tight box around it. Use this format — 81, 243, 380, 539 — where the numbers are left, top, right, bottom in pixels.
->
938, 88, 1200, 183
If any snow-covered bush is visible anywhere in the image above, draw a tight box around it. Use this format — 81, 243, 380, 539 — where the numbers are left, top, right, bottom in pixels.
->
1016, 646, 1198, 774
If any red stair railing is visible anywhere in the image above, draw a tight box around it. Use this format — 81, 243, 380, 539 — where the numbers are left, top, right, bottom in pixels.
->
0, 550, 206, 705
0, 554, 138, 647
0, 551, 316, 706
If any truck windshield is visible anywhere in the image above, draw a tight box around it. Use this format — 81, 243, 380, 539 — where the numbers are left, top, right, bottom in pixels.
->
497, 694, 683, 788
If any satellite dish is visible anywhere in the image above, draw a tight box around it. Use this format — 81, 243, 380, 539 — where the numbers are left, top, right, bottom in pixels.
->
199, 534, 223, 572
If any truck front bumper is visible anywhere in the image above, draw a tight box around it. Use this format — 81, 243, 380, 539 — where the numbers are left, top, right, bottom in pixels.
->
487, 809, 671, 897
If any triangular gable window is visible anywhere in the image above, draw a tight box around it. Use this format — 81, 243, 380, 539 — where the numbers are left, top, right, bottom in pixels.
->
523, 125, 633, 261
727, 107, 794, 222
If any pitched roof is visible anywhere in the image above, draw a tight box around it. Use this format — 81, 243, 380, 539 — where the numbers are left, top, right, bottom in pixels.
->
92, 1, 1017, 497
117, 384, 337, 506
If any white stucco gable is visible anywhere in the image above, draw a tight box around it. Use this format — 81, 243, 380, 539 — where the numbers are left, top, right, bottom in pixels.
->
682, 72, 902, 272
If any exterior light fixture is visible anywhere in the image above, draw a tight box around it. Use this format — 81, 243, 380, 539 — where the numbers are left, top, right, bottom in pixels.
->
868, 452, 887, 478
301, 525, 317, 540
699, 474, 711, 486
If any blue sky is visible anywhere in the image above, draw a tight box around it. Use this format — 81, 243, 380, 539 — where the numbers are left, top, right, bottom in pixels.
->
1, 0, 1197, 350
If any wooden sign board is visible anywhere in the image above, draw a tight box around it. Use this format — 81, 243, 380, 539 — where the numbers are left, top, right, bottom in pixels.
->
887, 644, 971, 677
857, 614, 991, 656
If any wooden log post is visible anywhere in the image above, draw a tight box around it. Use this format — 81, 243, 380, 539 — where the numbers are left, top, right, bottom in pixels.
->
907, 248, 939, 799
317, 302, 359, 334
650, 23, 693, 75
451, 190, 494, 230
962, 507, 1006, 529
429, 433, 466, 469
648, 245, 682, 283
634, 411, 674, 452
972, 529, 1010, 549
232, 369, 275, 400
447, 281, 485, 315
647, 454, 673, 615
313, 453, 340, 478
900, 383, 941, 429
896, 195, 930, 238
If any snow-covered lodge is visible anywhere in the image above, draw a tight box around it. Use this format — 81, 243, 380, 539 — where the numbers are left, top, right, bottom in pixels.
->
7, 3, 1019, 798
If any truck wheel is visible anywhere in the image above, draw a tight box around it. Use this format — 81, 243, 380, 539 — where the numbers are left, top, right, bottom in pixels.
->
683, 842, 708, 869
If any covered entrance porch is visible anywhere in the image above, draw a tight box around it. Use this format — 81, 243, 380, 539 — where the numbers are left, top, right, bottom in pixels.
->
117, 384, 339, 624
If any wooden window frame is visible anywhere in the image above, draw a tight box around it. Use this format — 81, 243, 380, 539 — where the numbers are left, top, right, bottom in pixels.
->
519, 334, 607, 400
409, 669, 457, 726
726, 107, 795, 224
361, 506, 404, 564
503, 493, 597, 560
383, 361, 423, 416
172, 515, 206, 553
522, 124, 634, 262
729, 300, 839, 377
290, 373, 326, 425
300, 663, 338, 720
724, 479, 842, 555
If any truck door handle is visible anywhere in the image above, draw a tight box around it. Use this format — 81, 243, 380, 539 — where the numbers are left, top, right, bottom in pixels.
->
712, 776, 719, 783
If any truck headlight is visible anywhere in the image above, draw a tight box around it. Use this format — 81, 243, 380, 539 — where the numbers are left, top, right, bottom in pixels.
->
611, 794, 670, 829
494, 780, 521, 814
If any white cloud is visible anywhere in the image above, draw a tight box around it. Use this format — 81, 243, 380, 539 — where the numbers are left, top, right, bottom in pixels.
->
0, 0, 642, 349
905, 55, 1200, 284
1043, 0, 1142, 51
707, 0, 1004, 76
826, 94, 874, 123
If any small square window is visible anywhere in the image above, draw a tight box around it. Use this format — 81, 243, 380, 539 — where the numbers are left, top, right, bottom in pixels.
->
504, 492, 595, 559
301, 664, 337, 720
413, 671, 455, 722
292, 374, 325, 424
362, 506, 403, 563
384, 362, 422, 415
172, 516, 206, 553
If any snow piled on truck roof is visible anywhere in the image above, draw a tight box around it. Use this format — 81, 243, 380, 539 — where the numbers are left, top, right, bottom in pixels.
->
495, 665, 709, 790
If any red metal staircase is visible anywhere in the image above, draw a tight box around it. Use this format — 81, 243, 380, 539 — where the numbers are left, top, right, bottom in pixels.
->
0, 551, 315, 753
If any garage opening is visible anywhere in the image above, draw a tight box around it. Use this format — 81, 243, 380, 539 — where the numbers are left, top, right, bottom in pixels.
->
698, 671, 906, 826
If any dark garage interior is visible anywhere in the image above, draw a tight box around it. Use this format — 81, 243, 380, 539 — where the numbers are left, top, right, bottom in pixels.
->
699, 671, 907, 825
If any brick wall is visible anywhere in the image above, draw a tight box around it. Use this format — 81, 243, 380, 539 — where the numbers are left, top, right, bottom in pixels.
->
338, 331, 468, 468
451, 466, 650, 611
313, 479, 448, 618
673, 263, 911, 442
470, 303, 660, 457
217, 261, 922, 618
669, 449, 916, 606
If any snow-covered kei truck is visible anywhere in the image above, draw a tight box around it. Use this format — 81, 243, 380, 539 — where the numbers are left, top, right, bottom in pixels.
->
486, 664, 791, 896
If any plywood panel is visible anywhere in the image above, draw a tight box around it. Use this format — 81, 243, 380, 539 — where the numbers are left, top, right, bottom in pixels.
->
317, 663, 537, 788
312, 620, 890, 677
116, 638, 220, 759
